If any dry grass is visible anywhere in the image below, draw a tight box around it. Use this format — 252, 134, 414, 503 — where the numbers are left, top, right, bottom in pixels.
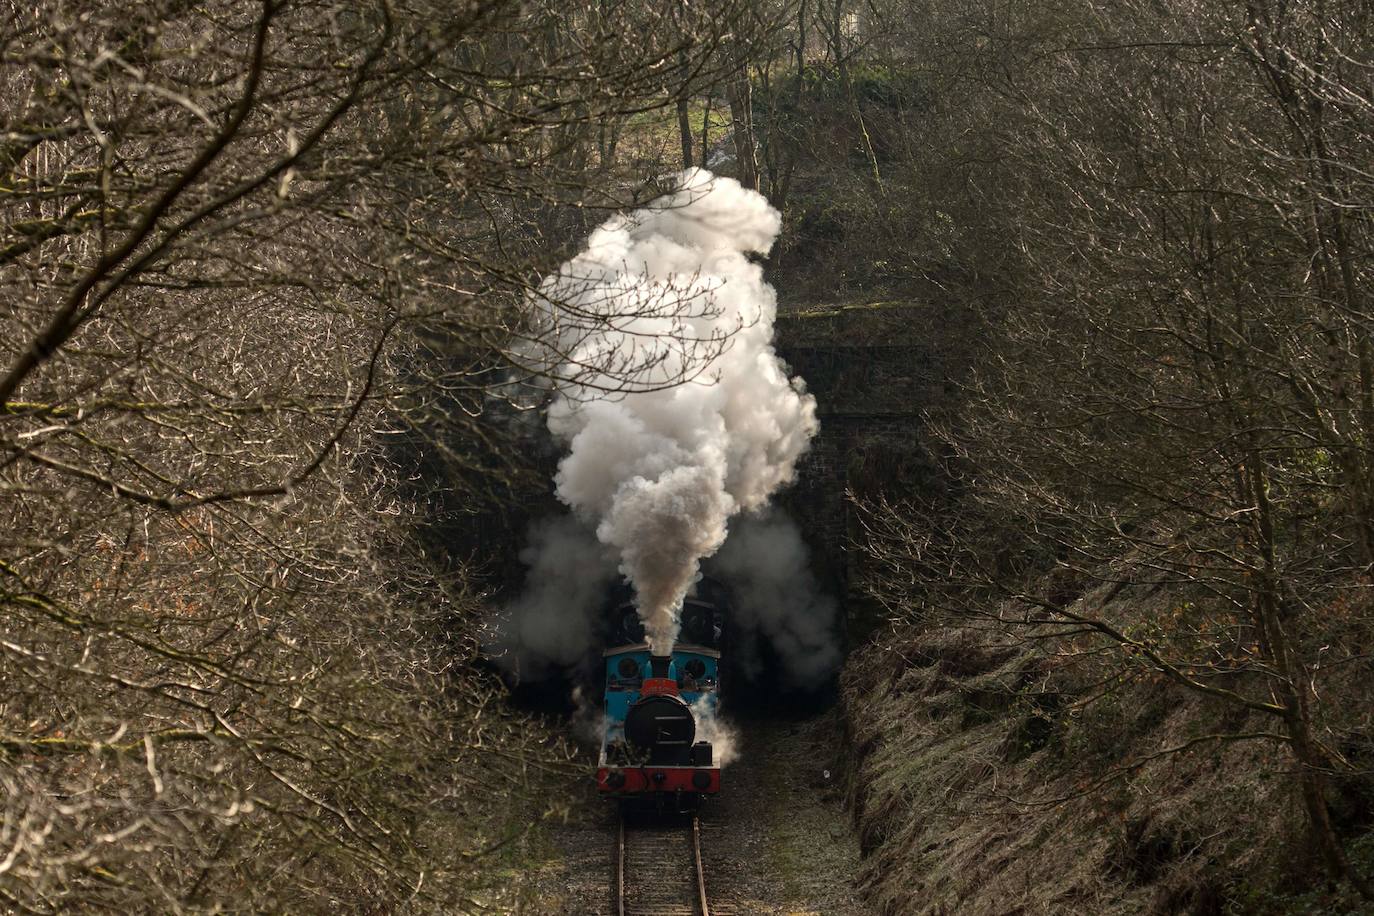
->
842, 584, 1374, 916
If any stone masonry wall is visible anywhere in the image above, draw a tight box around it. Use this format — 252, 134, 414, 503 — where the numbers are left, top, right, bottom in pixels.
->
773, 302, 946, 633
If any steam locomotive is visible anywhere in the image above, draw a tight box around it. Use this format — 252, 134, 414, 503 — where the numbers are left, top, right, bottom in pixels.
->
596, 580, 728, 806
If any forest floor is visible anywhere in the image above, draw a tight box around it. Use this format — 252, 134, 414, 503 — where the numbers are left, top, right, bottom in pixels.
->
519, 706, 872, 915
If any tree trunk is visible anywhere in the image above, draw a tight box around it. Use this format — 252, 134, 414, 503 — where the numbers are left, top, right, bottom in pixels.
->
699, 98, 712, 169
1286, 712, 1374, 899
676, 96, 694, 171
1249, 450, 1374, 900
726, 74, 758, 192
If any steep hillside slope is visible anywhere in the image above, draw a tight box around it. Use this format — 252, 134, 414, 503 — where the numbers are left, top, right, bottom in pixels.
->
842, 582, 1374, 915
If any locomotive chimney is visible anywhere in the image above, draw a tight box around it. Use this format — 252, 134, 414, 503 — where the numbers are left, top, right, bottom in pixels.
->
649, 654, 672, 678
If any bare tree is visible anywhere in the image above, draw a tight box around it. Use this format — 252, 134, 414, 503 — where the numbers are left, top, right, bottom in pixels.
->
853, 0, 1374, 899
0, 0, 774, 909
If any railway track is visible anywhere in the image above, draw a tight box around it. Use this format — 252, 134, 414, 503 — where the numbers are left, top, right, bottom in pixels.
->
615, 812, 711, 916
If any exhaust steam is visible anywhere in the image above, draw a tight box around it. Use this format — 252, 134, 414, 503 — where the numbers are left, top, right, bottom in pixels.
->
530, 169, 818, 655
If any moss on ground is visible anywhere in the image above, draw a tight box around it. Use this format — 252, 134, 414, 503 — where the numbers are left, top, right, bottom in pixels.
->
748, 712, 868, 914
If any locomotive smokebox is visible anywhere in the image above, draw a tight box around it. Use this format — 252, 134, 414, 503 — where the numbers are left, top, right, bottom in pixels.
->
649, 654, 672, 678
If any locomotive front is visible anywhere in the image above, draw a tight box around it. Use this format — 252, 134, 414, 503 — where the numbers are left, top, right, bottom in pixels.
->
597, 643, 722, 802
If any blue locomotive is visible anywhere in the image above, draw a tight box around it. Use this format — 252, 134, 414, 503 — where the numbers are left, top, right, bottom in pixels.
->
596, 582, 727, 803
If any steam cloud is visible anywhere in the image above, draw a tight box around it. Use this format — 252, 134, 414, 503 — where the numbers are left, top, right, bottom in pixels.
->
690, 695, 739, 767
532, 169, 818, 654
707, 510, 841, 688
493, 515, 617, 680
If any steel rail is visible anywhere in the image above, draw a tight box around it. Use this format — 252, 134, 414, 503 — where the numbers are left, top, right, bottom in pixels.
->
616, 813, 627, 916
615, 811, 711, 916
691, 815, 711, 916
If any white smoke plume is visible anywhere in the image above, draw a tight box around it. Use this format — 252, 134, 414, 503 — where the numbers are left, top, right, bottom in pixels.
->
570, 685, 609, 749
690, 696, 740, 768
708, 510, 841, 688
531, 169, 818, 654
494, 515, 618, 679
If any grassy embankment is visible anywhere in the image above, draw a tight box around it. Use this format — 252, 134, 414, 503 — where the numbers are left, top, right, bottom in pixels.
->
840, 579, 1374, 915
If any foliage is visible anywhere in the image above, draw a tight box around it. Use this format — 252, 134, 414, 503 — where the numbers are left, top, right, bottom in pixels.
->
0, 0, 770, 909
835, 0, 1374, 904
